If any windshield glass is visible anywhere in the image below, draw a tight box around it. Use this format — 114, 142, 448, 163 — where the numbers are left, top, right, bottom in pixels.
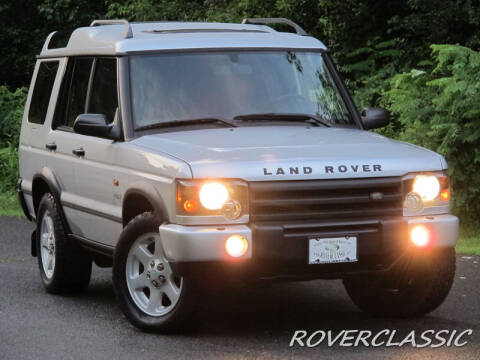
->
130, 51, 355, 129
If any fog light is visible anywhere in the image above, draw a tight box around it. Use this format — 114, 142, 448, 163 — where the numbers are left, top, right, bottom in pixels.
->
225, 235, 248, 258
410, 225, 430, 247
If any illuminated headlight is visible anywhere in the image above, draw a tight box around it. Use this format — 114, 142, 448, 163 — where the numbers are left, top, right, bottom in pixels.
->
176, 180, 248, 220
199, 183, 229, 210
413, 175, 440, 201
402, 172, 450, 215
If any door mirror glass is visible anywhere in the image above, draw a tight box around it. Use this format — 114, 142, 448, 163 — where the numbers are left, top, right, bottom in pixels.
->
73, 113, 112, 137
361, 107, 390, 130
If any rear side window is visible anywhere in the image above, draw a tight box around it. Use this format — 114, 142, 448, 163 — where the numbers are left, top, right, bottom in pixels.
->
89, 58, 118, 123
28, 61, 59, 124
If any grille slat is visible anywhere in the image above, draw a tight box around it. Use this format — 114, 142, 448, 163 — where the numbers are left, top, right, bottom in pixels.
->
252, 194, 402, 207
250, 177, 403, 222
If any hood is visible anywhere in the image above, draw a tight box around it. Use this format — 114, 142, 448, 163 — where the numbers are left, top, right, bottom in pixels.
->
132, 126, 446, 181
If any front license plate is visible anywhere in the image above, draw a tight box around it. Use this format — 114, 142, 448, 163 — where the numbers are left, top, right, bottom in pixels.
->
308, 236, 358, 264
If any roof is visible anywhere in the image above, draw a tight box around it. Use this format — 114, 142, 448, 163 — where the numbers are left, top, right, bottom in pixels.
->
39, 21, 327, 58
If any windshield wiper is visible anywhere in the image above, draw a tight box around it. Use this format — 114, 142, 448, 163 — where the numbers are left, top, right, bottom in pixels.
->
136, 117, 237, 131
233, 113, 331, 127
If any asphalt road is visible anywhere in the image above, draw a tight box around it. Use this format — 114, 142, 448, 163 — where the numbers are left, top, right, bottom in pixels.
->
0, 217, 479, 360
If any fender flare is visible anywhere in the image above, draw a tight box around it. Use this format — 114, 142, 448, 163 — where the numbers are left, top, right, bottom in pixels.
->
32, 167, 71, 233
122, 181, 169, 226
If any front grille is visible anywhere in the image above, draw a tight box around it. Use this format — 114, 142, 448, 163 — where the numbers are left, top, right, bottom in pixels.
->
249, 177, 403, 222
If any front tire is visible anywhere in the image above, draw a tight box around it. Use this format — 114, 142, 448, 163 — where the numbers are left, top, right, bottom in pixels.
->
36, 193, 92, 294
343, 248, 456, 317
112, 212, 196, 332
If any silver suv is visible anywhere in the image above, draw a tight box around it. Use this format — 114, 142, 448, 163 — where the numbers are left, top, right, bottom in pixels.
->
18, 19, 459, 332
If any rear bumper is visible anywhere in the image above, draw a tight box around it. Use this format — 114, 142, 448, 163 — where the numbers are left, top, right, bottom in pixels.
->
159, 214, 458, 279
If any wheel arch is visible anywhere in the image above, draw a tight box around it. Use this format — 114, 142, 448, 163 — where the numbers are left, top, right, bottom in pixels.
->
32, 167, 71, 233
122, 181, 169, 227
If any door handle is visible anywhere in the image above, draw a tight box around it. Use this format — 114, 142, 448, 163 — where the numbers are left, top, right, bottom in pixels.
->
45, 142, 57, 151
72, 148, 85, 157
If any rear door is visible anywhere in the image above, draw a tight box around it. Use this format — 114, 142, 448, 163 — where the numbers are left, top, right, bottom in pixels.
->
19, 59, 62, 215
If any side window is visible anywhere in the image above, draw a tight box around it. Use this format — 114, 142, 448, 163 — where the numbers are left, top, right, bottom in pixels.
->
54, 57, 93, 129
65, 58, 94, 127
88, 58, 118, 123
28, 61, 59, 124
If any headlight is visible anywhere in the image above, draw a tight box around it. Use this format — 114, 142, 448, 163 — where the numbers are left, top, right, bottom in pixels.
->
402, 172, 450, 216
176, 180, 248, 221
412, 175, 440, 201
199, 182, 229, 210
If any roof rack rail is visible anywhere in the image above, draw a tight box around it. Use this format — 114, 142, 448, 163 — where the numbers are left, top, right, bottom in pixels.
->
90, 19, 133, 39
241, 18, 307, 36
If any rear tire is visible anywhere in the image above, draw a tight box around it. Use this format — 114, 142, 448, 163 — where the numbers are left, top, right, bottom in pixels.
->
343, 248, 456, 317
36, 193, 92, 294
112, 212, 196, 332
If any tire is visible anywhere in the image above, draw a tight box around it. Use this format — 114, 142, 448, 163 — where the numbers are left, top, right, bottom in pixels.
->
343, 248, 456, 318
36, 193, 92, 294
112, 212, 196, 332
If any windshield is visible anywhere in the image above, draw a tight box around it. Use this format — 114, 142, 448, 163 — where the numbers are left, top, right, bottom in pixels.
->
129, 51, 356, 129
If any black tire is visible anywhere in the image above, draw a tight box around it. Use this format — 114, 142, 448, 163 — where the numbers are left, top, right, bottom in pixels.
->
343, 248, 456, 318
112, 212, 196, 333
36, 193, 92, 294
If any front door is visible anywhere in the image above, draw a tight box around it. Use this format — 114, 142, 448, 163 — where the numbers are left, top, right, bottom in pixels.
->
51, 57, 122, 246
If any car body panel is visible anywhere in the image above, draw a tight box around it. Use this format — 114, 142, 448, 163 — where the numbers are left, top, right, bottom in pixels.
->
133, 126, 446, 181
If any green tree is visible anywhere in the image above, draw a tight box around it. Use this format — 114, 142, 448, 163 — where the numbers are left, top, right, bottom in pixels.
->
383, 45, 480, 226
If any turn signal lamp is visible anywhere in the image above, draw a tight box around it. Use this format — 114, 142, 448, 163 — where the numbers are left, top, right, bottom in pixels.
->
440, 188, 450, 202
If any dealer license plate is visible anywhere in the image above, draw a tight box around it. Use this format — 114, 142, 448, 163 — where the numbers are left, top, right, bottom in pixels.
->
308, 236, 358, 264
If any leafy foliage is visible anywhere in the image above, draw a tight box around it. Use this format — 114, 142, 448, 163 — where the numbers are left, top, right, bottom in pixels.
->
383, 45, 480, 224
0, 86, 26, 148
0, 146, 19, 192
0, 86, 25, 193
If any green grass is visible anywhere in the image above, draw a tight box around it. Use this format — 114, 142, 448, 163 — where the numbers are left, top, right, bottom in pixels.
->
0, 192, 478, 254
456, 234, 480, 255
0, 191, 23, 217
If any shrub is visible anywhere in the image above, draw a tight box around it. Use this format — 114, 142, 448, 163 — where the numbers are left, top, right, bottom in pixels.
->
0, 86, 25, 193
0, 86, 26, 148
383, 45, 480, 228
0, 146, 19, 193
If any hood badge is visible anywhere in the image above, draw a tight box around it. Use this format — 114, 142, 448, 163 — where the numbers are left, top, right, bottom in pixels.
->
263, 164, 382, 176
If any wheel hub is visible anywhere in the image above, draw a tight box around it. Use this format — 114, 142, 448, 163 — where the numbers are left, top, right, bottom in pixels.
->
146, 259, 166, 288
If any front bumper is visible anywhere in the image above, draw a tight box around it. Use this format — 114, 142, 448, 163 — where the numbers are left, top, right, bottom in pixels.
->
159, 214, 458, 279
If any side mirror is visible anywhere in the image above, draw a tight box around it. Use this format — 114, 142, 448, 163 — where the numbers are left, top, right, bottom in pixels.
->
361, 107, 390, 130
73, 114, 117, 138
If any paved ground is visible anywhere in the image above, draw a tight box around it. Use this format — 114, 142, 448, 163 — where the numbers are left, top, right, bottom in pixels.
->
0, 217, 479, 360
